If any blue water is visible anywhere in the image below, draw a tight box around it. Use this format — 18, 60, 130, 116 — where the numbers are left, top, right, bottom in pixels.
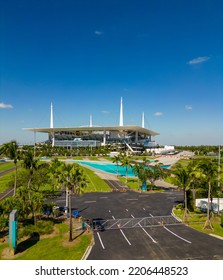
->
74, 160, 135, 177
73, 160, 170, 177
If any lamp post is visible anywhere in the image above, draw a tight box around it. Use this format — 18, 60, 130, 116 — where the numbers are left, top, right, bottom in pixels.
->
217, 145, 221, 214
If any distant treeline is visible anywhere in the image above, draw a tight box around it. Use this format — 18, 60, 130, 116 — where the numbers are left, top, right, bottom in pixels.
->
175, 145, 222, 156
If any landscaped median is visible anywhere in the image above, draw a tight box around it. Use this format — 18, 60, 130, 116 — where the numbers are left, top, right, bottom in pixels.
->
0, 218, 93, 260
173, 207, 223, 239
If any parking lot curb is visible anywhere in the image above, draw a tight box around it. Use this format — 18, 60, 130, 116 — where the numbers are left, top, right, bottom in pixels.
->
81, 236, 95, 260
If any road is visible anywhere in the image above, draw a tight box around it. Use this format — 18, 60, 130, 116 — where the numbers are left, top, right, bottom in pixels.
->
53, 190, 223, 260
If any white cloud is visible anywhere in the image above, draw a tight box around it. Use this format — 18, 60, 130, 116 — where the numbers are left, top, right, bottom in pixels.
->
0, 102, 13, 109
101, 110, 110, 114
185, 105, 192, 110
154, 112, 163, 116
95, 30, 103, 36
187, 56, 210, 65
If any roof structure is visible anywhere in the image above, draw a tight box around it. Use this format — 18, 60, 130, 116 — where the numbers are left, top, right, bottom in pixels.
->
23, 125, 159, 136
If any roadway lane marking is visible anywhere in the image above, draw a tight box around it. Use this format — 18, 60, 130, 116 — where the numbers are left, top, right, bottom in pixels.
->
84, 201, 96, 203
163, 226, 192, 244
143, 208, 146, 211
131, 214, 135, 218
127, 199, 138, 201
113, 215, 131, 245
149, 213, 153, 217
100, 197, 108, 199
126, 209, 129, 212
120, 229, 131, 245
139, 224, 157, 243
131, 214, 157, 243
97, 232, 105, 249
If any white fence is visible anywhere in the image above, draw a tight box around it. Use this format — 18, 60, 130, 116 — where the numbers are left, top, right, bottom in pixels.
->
196, 198, 223, 213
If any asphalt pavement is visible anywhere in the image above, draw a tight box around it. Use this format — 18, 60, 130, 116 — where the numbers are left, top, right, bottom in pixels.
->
53, 190, 223, 260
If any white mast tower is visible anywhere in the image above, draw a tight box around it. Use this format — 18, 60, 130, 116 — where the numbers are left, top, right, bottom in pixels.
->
90, 114, 93, 127
142, 112, 145, 128
119, 97, 123, 126
50, 102, 55, 147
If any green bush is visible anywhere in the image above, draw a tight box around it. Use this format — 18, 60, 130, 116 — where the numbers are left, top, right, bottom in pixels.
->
18, 220, 54, 239
175, 203, 184, 210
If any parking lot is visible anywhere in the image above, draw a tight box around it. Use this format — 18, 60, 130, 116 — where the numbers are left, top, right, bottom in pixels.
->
54, 190, 223, 260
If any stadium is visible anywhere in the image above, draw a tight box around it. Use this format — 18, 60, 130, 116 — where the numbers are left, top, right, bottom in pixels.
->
24, 98, 159, 152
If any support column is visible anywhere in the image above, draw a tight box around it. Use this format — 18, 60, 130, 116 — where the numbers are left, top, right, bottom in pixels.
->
103, 130, 106, 145
135, 131, 138, 143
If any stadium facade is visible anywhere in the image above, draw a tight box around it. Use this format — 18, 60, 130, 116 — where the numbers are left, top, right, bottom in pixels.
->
24, 98, 159, 151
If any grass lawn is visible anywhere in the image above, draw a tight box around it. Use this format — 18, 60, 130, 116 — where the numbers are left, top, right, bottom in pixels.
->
0, 162, 15, 172
82, 166, 111, 192
173, 208, 223, 238
0, 172, 15, 192
0, 221, 93, 260
119, 177, 164, 192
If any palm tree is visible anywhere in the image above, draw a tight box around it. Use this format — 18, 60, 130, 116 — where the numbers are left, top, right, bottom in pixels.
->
0, 141, 20, 196
48, 157, 62, 191
57, 163, 88, 241
112, 155, 121, 176
132, 163, 144, 191
121, 155, 132, 183
149, 163, 167, 190
172, 163, 191, 221
22, 149, 39, 189
198, 160, 218, 230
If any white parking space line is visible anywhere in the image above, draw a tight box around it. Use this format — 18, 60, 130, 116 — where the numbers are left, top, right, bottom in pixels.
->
120, 229, 131, 245
131, 214, 135, 218
126, 209, 129, 212
163, 226, 192, 244
139, 224, 157, 243
143, 208, 146, 211
97, 232, 105, 249
149, 213, 154, 217
112, 215, 131, 245
131, 214, 157, 243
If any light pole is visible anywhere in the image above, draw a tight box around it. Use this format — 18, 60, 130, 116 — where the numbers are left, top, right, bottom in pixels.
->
217, 145, 221, 214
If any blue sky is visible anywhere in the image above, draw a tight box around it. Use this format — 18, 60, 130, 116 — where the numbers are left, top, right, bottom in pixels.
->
0, 0, 223, 146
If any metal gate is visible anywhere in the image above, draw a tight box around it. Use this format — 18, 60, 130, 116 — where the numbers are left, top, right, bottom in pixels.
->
93, 215, 182, 231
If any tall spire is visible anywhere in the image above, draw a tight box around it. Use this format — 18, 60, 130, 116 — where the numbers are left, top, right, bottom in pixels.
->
90, 114, 93, 127
142, 112, 145, 128
50, 102, 54, 128
119, 97, 123, 126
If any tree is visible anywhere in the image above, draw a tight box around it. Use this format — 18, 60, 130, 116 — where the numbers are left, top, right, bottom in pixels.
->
149, 163, 167, 190
132, 163, 144, 191
57, 163, 88, 241
22, 149, 39, 189
198, 160, 218, 230
48, 158, 62, 191
172, 163, 191, 221
0, 141, 20, 196
112, 155, 121, 176
121, 155, 132, 183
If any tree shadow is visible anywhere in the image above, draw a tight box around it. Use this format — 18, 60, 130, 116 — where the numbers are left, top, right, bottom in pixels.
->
72, 230, 85, 240
15, 232, 40, 254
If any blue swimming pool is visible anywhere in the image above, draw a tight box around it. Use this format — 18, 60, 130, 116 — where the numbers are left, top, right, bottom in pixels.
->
73, 160, 170, 177
74, 160, 135, 176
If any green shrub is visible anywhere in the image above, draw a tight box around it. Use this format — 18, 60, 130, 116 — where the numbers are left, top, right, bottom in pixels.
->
175, 203, 184, 210
18, 220, 54, 239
